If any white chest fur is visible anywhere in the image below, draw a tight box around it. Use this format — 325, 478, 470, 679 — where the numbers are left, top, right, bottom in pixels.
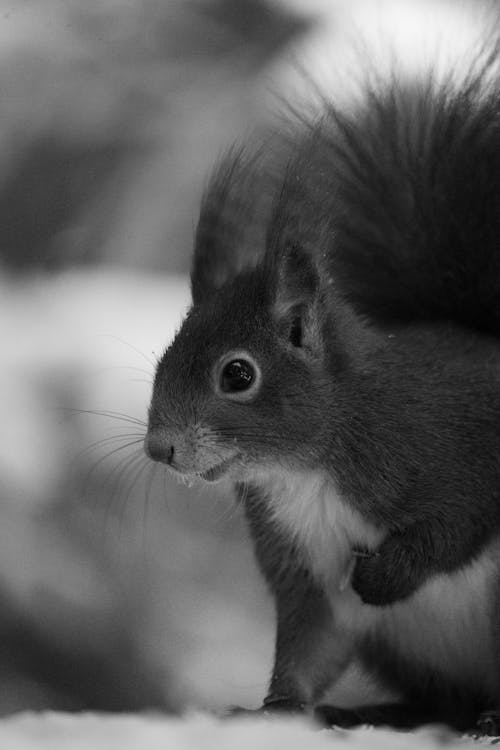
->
259, 469, 385, 587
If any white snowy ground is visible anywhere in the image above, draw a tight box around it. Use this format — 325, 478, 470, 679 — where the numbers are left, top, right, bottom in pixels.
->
0, 713, 490, 750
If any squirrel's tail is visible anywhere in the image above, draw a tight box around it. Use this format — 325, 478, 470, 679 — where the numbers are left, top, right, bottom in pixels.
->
271, 39, 500, 338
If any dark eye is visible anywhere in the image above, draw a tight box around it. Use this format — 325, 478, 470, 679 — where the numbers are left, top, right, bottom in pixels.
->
215, 351, 262, 401
220, 359, 255, 393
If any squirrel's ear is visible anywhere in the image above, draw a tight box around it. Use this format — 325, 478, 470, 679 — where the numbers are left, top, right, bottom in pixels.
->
191, 150, 267, 305
273, 242, 323, 353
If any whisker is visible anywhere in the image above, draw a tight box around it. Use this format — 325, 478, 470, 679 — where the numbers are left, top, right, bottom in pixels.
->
194, 443, 228, 470
82, 440, 147, 508
140, 462, 159, 558
118, 456, 151, 537
97, 334, 157, 368
161, 464, 172, 514
62, 408, 147, 428
214, 427, 268, 435
236, 482, 250, 507
90, 365, 154, 377
103, 450, 148, 535
214, 430, 283, 447
77, 433, 146, 461
213, 493, 240, 527
102, 446, 145, 492
86, 439, 147, 476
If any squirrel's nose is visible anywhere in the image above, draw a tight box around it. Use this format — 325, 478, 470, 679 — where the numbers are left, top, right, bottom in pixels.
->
144, 432, 175, 465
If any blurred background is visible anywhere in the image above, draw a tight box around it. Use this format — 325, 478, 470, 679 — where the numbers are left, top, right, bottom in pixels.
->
0, 0, 486, 717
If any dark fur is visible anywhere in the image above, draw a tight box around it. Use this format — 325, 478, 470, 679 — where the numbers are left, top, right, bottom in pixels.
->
146, 39, 500, 733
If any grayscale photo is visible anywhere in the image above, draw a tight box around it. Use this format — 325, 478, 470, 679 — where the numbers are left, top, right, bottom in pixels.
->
0, 0, 498, 747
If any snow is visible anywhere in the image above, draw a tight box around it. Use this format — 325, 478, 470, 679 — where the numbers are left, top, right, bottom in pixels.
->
0, 712, 486, 750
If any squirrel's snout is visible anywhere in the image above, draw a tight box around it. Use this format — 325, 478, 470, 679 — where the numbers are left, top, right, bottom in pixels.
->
144, 422, 233, 477
144, 431, 175, 465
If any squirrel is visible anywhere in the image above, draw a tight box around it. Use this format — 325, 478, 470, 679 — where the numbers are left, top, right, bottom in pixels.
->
144, 35, 500, 734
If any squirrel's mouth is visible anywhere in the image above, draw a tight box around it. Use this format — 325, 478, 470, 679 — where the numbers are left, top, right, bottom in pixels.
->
198, 454, 239, 483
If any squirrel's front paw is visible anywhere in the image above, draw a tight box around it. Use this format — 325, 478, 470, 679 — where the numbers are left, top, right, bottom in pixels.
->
351, 540, 421, 606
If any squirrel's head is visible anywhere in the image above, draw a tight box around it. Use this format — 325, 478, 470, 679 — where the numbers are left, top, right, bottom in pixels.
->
145, 148, 351, 484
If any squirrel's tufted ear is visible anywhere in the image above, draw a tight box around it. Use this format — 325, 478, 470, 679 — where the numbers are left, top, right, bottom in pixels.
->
265, 151, 325, 353
191, 149, 270, 305
276, 242, 318, 311
272, 241, 324, 354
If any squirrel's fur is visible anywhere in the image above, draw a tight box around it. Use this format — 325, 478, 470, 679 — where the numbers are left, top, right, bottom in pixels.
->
275, 49, 500, 337
146, 31, 500, 734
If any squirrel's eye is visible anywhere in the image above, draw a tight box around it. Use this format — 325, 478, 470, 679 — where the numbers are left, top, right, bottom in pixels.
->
214, 356, 262, 401
215, 351, 261, 401
220, 359, 255, 393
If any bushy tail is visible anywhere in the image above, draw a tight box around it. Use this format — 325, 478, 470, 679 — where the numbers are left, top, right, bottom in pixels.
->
269, 41, 500, 338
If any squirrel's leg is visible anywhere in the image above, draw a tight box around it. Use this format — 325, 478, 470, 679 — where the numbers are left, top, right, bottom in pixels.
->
264, 575, 354, 713
241, 483, 353, 713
